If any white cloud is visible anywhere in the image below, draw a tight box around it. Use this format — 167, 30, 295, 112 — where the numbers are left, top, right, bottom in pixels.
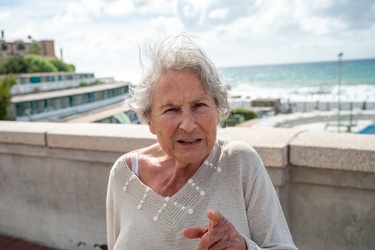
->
0, 10, 12, 20
134, 0, 175, 15
208, 8, 228, 19
60, 0, 104, 23
150, 16, 184, 34
104, 0, 135, 16
1, 0, 374, 82
300, 16, 347, 35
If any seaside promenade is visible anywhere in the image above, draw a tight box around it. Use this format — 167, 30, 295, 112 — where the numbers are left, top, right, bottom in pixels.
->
247, 110, 375, 132
0, 121, 374, 250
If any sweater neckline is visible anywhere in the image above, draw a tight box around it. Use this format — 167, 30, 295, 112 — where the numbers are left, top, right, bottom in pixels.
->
122, 140, 221, 197
112, 140, 225, 225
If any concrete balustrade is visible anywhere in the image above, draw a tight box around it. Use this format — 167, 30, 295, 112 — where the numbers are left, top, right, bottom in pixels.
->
0, 121, 374, 250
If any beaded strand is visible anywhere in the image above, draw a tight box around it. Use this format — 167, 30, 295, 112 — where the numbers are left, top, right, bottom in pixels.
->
118, 158, 222, 222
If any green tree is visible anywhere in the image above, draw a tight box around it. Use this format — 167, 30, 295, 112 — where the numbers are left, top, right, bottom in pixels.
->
232, 108, 258, 121
48, 58, 75, 72
1, 54, 28, 74
24, 54, 58, 73
0, 75, 16, 120
68, 63, 75, 72
0, 54, 75, 75
29, 41, 42, 55
224, 108, 258, 127
0, 41, 7, 57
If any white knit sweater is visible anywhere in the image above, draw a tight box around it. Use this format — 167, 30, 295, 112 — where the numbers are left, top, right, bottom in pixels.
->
106, 138, 297, 249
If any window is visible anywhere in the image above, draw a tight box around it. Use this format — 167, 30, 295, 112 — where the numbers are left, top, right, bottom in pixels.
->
16, 102, 31, 116
20, 78, 29, 84
46, 76, 54, 82
30, 76, 41, 84
16, 42, 25, 51
69, 96, 73, 107
1, 42, 7, 51
35, 100, 46, 113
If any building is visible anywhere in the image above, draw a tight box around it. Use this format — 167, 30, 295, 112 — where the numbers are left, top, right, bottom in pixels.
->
2, 31, 137, 123
0, 31, 55, 60
11, 72, 96, 95
10, 72, 129, 121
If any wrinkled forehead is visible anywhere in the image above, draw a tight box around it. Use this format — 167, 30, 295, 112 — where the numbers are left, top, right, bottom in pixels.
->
154, 69, 210, 93
151, 70, 213, 105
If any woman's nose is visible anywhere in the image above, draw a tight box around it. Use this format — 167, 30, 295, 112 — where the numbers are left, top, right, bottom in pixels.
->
179, 110, 197, 133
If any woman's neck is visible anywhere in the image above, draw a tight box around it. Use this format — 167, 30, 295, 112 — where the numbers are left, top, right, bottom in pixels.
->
138, 144, 205, 197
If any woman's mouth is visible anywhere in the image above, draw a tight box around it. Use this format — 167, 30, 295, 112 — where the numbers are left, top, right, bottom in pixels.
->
178, 139, 202, 144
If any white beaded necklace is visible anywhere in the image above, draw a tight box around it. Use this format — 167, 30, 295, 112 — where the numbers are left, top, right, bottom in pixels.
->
111, 151, 223, 223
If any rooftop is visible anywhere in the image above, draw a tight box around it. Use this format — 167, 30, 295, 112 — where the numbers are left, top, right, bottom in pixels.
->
11, 81, 129, 103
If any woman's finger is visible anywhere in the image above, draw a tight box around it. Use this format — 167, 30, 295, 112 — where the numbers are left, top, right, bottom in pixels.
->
183, 226, 208, 239
206, 209, 225, 229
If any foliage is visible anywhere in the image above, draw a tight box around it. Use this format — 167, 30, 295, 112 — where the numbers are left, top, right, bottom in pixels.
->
232, 108, 258, 121
0, 54, 75, 74
29, 41, 42, 55
24, 54, 58, 73
0, 41, 7, 50
48, 58, 75, 72
223, 108, 258, 127
69, 64, 75, 72
33, 87, 42, 93
223, 116, 237, 127
0, 41, 6, 57
0, 75, 16, 120
80, 82, 90, 87
1, 54, 28, 74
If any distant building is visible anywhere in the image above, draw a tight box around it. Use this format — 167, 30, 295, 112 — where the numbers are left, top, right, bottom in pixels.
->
8, 72, 131, 122
2, 31, 136, 123
11, 72, 96, 95
0, 30, 56, 60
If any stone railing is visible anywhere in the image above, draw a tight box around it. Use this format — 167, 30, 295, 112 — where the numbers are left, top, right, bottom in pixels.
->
0, 121, 374, 250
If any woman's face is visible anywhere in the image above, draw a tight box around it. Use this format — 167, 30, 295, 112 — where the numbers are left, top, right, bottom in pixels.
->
148, 70, 220, 167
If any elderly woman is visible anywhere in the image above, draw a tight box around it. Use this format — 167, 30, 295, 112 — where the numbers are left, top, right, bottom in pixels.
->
106, 34, 297, 250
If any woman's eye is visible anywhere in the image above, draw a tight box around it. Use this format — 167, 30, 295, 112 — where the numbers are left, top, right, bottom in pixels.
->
164, 108, 177, 113
195, 103, 206, 108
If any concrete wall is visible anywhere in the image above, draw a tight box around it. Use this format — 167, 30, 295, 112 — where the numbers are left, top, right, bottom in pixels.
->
0, 121, 374, 250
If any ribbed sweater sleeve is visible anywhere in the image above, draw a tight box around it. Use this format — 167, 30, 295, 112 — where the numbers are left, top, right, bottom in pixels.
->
106, 157, 123, 250
227, 140, 297, 249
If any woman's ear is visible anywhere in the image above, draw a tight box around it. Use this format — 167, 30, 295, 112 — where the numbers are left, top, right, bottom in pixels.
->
148, 119, 157, 135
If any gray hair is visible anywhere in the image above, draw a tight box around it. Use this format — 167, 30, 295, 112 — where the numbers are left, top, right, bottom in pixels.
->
126, 34, 231, 123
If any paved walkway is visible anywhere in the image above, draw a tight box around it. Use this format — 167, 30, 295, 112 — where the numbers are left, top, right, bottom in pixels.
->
242, 110, 375, 133
0, 235, 57, 250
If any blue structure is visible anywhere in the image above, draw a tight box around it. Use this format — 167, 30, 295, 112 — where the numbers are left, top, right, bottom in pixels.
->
358, 124, 375, 134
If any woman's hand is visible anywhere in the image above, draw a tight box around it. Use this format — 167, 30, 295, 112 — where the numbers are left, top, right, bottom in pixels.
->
183, 209, 247, 250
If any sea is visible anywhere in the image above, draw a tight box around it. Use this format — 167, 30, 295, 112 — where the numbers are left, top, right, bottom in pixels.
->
218, 58, 375, 103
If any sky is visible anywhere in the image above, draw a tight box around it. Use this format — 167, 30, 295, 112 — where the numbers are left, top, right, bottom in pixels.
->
1, 0, 375, 84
